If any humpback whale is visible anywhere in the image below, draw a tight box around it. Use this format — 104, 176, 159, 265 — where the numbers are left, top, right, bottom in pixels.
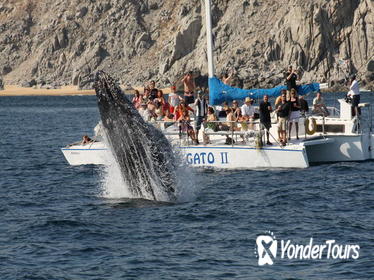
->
94, 71, 176, 201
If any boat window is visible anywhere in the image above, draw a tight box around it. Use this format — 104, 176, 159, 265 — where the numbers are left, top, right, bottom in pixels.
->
316, 124, 345, 133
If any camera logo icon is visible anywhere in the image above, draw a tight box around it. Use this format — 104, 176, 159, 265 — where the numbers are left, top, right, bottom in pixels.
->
255, 232, 277, 266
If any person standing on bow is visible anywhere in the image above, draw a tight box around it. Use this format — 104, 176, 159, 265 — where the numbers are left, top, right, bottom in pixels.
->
347, 74, 360, 118
259, 95, 273, 145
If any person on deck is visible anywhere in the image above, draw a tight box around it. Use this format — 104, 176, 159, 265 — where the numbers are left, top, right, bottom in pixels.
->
142, 88, 150, 103
204, 107, 218, 144
275, 89, 287, 106
194, 91, 208, 144
154, 90, 165, 106
218, 101, 230, 118
241, 97, 255, 120
168, 85, 183, 113
149, 88, 158, 101
275, 93, 291, 146
259, 95, 273, 145
347, 74, 360, 118
81, 135, 92, 145
284, 65, 298, 94
222, 71, 233, 85
288, 89, 301, 140
299, 95, 309, 116
226, 108, 239, 131
132, 90, 142, 109
173, 101, 194, 121
149, 80, 157, 91
181, 71, 196, 104
178, 109, 197, 144
312, 92, 329, 116
232, 100, 241, 119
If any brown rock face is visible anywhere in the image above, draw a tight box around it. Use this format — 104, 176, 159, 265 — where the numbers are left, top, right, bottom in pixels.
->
0, 0, 373, 90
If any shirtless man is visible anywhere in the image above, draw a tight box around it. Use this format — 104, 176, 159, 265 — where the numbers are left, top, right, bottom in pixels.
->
181, 71, 196, 105
222, 71, 233, 85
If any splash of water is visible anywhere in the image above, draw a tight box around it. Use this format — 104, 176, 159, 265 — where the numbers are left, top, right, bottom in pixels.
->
98, 135, 131, 199
98, 130, 197, 202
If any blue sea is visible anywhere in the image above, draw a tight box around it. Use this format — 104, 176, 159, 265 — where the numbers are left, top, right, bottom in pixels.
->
1, 93, 373, 280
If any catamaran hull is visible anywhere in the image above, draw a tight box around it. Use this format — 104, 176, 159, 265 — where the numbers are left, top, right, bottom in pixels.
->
305, 134, 374, 163
180, 146, 309, 168
61, 142, 309, 169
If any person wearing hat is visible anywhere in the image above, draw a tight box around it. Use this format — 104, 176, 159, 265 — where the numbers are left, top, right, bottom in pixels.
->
241, 97, 255, 121
347, 74, 360, 118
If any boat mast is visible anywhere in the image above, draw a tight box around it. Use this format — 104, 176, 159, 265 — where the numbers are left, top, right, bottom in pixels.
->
204, 0, 215, 78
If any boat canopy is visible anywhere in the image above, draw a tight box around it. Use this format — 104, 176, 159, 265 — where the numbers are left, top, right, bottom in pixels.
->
208, 76, 320, 105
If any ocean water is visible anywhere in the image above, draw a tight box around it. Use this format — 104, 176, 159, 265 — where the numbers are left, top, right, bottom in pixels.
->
0, 93, 373, 280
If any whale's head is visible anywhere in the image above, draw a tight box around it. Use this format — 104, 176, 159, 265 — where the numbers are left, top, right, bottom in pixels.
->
93, 71, 138, 119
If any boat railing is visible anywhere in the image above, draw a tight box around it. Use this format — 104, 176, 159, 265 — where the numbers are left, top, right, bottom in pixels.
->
152, 119, 275, 148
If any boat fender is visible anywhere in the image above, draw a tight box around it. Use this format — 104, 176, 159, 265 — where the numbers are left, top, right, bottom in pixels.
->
305, 117, 317, 135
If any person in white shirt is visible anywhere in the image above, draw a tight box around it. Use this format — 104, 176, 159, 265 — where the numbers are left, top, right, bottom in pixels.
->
168, 85, 183, 114
312, 92, 329, 116
138, 102, 151, 121
241, 97, 255, 120
347, 74, 360, 118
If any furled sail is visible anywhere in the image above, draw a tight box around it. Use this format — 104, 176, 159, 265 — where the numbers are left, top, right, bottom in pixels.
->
209, 77, 320, 105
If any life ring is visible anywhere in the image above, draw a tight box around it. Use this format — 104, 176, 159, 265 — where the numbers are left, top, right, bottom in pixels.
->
305, 117, 317, 135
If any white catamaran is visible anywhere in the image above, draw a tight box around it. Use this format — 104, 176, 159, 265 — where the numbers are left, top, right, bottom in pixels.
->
61, 0, 374, 169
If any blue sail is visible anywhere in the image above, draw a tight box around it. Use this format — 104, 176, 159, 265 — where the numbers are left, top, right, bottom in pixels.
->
209, 76, 320, 105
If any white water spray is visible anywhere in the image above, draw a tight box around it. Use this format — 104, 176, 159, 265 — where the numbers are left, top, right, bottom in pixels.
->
98, 130, 197, 202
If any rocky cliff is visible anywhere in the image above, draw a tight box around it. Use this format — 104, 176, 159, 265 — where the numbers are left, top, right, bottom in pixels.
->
0, 0, 373, 90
